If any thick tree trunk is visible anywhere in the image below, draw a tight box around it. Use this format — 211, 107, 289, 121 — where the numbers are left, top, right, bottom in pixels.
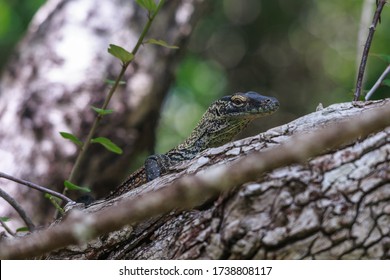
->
0, 0, 205, 226
41, 99, 389, 260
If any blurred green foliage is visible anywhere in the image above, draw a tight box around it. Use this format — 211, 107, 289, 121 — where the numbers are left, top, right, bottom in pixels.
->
0, 0, 389, 154
0, 0, 45, 67
156, 56, 227, 151
157, 0, 390, 153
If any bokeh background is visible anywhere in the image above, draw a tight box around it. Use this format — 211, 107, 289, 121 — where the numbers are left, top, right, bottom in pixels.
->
1, 0, 389, 154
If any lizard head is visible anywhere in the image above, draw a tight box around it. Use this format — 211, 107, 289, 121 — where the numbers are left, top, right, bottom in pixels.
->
213, 91, 279, 120
171, 91, 279, 157
191, 91, 279, 148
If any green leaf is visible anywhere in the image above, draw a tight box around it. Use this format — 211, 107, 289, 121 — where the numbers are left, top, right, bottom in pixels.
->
0, 217, 10, 222
44, 193, 61, 203
108, 44, 134, 64
16, 227, 29, 232
59, 132, 83, 147
145, 38, 179, 49
91, 106, 114, 116
64, 180, 91, 193
135, 0, 157, 13
91, 137, 123, 154
382, 79, 390, 87
105, 79, 126, 85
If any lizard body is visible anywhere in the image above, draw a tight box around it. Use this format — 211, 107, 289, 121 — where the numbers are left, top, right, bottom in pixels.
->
107, 91, 279, 198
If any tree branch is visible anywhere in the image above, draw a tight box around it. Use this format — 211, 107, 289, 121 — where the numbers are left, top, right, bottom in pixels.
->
365, 64, 390, 100
354, 0, 387, 101
0, 219, 15, 237
356, 0, 375, 72
0, 172, 73, 204
0, 187, 35, 232
0, 100, 389, 259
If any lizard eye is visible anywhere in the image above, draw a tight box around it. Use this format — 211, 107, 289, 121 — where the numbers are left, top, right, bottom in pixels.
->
231, 95, 246, 107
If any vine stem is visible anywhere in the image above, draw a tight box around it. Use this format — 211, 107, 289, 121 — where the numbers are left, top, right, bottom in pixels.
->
65, 1, 165, 193
353, 0, 386, 101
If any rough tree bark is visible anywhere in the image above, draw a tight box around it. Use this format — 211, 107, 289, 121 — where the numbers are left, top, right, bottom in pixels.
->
40, 99, 389, 260
0, 0, 205, 225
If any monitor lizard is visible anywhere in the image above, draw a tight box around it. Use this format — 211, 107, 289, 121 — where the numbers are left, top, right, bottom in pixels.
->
107, 91, 279, 199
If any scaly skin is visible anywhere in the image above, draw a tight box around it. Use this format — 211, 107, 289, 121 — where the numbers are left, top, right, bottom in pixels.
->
107, 91, 279, 198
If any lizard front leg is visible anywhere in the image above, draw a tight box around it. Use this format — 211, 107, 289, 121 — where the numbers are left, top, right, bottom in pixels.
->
144, 154, 171, 181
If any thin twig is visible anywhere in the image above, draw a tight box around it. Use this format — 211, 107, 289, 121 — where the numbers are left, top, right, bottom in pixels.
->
356, 0, 375, 75
0, 187, 35, 231
65, 0, 165, 192
365, 64, 390, 100
0, 172, 73, 204
1, 101, 389, 259
0, 218, 15, 237
354, 0, 386, 101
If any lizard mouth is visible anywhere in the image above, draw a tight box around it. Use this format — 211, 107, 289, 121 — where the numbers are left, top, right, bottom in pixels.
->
241, 92, 279, 118
256, 96, 279, 115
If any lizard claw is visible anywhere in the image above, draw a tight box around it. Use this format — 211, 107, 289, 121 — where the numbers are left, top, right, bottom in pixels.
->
145, 154, 171, 181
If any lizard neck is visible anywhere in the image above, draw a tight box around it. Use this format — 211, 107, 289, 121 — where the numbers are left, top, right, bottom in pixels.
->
166, 110, 251, 162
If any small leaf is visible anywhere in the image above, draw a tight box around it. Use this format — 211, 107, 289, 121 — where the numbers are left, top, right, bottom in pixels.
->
0, 217, 10, 222
91, 137, 123, 154
44, 193, 61, 203
108, 44, 134, 64
16, 227, 29, 232
105, 79, 126, 85
59, 132, 83, 147
382, 79, 390, 87
64, 180, 91, 193
145, 38, 179, 49
135, 0, 157, 13
91, 106, 114, 116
